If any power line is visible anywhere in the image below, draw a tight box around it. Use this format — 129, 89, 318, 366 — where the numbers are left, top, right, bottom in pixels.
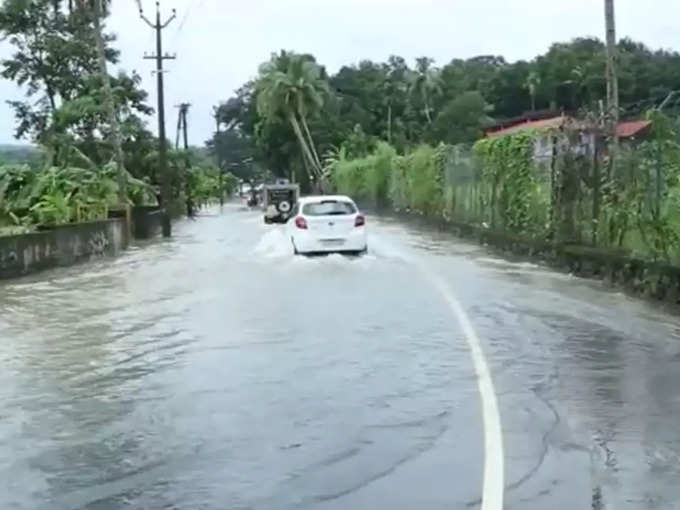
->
174, 0, 197, 35
172, 0, 206, 45
619, 89, 680, 117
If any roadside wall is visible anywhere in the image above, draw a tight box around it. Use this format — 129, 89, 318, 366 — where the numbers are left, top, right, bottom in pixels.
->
0, 219, 127, 280
438, 217, 680, 306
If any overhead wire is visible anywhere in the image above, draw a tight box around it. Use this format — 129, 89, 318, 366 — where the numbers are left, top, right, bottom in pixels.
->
618, 90, 680, 118
171, 0, 204, 47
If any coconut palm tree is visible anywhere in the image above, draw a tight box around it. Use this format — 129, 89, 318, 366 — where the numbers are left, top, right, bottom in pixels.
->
525, 71, 541, 111
409, 57, 441, 124
71, 0, 127, 204
256, 51, 329, 187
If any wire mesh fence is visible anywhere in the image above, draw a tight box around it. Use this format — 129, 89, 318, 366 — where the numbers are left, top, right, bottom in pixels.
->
442, 119, 680, 263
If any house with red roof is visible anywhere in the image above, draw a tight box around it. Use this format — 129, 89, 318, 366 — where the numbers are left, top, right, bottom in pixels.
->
482, 113, 652, 165
483, 114, 651, 140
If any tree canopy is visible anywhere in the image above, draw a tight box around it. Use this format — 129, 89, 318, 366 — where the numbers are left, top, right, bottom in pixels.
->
0, 0, 153, 170
211, 36, 680, 190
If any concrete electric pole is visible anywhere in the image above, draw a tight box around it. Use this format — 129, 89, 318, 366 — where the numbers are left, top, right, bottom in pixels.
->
213, 109, 225, 207
140, 1, 176, 237
604, 0, 619, 145
175, 103, 193, 216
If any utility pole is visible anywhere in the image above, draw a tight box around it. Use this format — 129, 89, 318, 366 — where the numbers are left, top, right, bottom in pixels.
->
175, 103, 193, 215
180, 103, 190, 151
604, 0, 619, 145
140, 1, 176, 237
214, 110, 225, 207
175, 105, 182, 150
174, 103, 190, 150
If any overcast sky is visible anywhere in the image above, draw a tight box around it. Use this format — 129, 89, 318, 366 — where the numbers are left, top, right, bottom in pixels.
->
1, 0, 680, 146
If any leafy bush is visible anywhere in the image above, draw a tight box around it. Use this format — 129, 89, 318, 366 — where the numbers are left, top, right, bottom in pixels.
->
473, 132, 542, 233
331, 142, 446, 215
332, 154, 369, 199
0, 163, 156, 232
188, 167, 237, 204
389, 155, 410, 211
364, 142, 395, 206
331, 142, 395, 206
329, 115, 680, 265
407, 144, 447, 216
331, 135, 541, 226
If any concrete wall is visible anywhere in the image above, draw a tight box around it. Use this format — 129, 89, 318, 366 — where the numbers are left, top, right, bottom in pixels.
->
0, 219, 127, 280
439, 217, 680, 306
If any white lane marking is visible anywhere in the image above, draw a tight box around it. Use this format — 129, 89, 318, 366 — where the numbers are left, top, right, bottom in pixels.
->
423, 269, 505, 510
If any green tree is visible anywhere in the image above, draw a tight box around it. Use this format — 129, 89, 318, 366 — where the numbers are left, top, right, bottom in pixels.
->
69, 0, 127, 203
255, 51, 329, 187
332, 60, 388, 139
525, 70, 541, 111
0, 0, 149, 191
53, 71, 152, 163
535, 38, 606, 111
431, 91, 491, 144
409, 57, 441, 124
210, 36, 680, 177
0, 0, 113, 143
439, 55, 506, 112
206, 129, 254, 180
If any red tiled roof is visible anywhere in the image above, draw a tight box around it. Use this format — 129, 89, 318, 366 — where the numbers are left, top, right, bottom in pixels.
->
486, 117, 653, 139
486, 116, 566, 137
616, 120, 651, 138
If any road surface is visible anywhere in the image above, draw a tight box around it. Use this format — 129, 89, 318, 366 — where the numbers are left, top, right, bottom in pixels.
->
1, 204, 680, 509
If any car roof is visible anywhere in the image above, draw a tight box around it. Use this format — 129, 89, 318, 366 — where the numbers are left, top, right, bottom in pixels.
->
298, 195, 355, 204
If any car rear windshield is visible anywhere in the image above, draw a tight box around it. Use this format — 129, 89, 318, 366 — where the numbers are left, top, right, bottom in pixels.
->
302, 200, 356, 216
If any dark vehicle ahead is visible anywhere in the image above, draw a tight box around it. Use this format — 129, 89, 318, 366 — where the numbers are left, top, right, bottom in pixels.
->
263, 182, 299, 224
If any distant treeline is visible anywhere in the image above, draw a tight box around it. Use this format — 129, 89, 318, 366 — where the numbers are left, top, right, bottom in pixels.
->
209, 37, 680, 185
0, 145, 41, 166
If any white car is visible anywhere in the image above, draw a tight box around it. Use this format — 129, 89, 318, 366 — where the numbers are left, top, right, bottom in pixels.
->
287, 195, 368, 255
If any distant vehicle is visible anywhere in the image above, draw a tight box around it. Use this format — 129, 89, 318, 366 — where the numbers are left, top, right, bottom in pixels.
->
263, 183, 299, 224
287, 195, 367, 255
245, 182, 260, 207
239, 182, 252, 198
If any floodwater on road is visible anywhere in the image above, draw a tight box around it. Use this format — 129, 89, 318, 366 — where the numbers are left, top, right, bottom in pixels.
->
1, 204, 680, 509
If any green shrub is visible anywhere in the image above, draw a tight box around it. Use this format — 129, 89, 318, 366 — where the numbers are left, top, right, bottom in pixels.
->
1, 163, 157, 231
332, 156, 367, 199
330, 136, 531, 224
331, 141, 446, 215
473, 131, 540, 233
389, 155, 410, 211
407, 144, 446, 216
364, 142, 395, 206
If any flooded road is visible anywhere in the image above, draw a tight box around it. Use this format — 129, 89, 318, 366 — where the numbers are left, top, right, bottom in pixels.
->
2, 204, 680, 509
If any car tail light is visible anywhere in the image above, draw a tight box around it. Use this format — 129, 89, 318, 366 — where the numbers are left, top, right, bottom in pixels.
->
295, 216, 308, 229
355, 215, 365, 227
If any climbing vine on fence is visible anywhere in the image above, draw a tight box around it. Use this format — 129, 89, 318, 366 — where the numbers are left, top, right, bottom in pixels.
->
473, 131, 535, 233
329, 109, 680, 263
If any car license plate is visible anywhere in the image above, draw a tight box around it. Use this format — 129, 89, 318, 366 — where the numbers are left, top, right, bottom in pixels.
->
321, 239, 345, 246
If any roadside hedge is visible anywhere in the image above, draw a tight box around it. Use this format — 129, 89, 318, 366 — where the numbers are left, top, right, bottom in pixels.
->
329, 120, 680, 265
332, 141, 449, 216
